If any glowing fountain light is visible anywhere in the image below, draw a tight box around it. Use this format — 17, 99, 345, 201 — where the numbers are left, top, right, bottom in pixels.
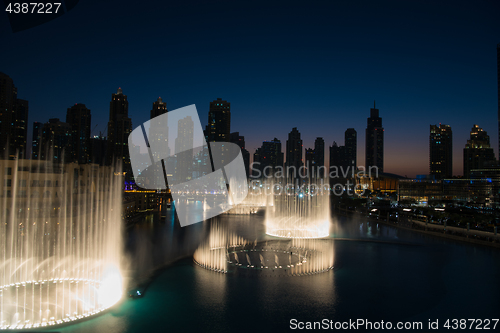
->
194, 222, 334, 277
266, 179, 330, 239
0, 159, 124, 330
224, 179, 271, 215
193, 221, 248, 273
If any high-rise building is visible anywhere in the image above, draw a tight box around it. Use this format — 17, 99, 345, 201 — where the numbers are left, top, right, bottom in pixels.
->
365, 102, 384, 173
151, 96, 167, 119
257, 138, 283, 178
175, 116, 194, 182
0, 72, 28, 159
106, 88, 132, 175
252, 148, 262, 178
329, 141, 346, 170
344, 128, 357, 168
207, 98, 230, 142
230, 132, 245, 149
429, 124, 453, 179
286, 127, 303, 178
66, 103, 91, 164
314, 137, 325, 178
497, 43, 500, 159
40, 118, 72, 163
148, 97, 170, 160
32, 121, 42, 160
464, 124, 496, 177
90, 135, 107, 166
330, 128, 357, 179
230, 132, 250, 178
14, 99, 28, 158
305, 148, 315, 180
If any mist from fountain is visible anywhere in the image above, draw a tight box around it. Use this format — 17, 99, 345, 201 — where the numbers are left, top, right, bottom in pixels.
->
265, 178, 330, 239
193, 221, 247, 273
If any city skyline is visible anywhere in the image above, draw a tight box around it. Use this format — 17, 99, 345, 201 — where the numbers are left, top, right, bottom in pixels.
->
4, 72, 500, 179
1, 1, 499, 177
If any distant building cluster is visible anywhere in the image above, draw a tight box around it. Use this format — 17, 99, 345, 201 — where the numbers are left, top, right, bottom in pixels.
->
2, 41, 500, 213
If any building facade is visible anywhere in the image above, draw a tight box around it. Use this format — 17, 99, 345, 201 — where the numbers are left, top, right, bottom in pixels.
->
344, 128, 357, 168
106, 88, 132, 176
429, 124, 453, 179
285, 127, 302, 178
253, 138, 283, 178
66, 103, 91, 164
313, 137, 325, 178
207, 98, 230, 142
365, 102, 383, 173
0, 72, 28, 159
40, 118, 72, 163
463, 124, 495, 177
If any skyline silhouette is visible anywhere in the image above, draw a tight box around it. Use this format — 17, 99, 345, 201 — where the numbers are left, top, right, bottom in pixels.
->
1, 0, 499, 177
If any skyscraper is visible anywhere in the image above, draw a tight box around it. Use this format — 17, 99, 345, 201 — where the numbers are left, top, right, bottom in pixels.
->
314, 137, 325, 178
0, 72, 28, 159
40, 118, 72, 163
175, 116, 194, 182
429, 124, 453, 179
106, 88, 132, 175
286, 127, 303, 178
207, 98, 230, 142
497, 43, 500, 159
365, 102, 384, 173
32, 121, 42, 160
463, 124, 496, 177
344, 128, 357, 168
151, 96, 167, 119
329, 142, 346, 170
305, 148, 315, 180
253, 138, 283, 178
330, 128, 357, 178
230, 132, 250, 178
148, 97, 170, 160
90, 135, 107, 166
66, 103, 91, 164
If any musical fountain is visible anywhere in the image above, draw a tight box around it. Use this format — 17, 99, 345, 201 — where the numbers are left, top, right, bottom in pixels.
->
265, 179, 331, 238
194, 177, 335, 278
0, 159, 124, 330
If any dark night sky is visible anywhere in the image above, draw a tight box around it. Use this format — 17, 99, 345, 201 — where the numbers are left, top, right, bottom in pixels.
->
1, 0, 499, 177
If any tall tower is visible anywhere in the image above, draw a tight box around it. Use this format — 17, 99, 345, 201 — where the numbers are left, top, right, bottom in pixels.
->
286, 127, 303, 178
329, 141, 346, 170
314, 137, 325, 178
106, 88, 132, 175
230, 132, 250, 177
151, 96, 167, 119
207, 98, 231, 142
365, 102, 384, 174
0, 72, 28, 159
497, 43, 500, 160
32, 121, 42, 160
149, 97, 169, 160
175, 116, 194, 182
345, 128, 357, 168
429, 124, 452, 179
254, 138, 283, 178
66, 103, 91, 164
463, 124, 496, 177
40, 118, 72, 163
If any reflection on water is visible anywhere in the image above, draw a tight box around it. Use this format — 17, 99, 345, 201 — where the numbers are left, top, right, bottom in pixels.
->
55, 211, 500, 333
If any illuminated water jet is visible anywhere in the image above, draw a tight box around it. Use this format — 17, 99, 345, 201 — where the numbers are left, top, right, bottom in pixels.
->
194, 222, 334, 276
0, 159, 124, 329
265, 180, 330, 239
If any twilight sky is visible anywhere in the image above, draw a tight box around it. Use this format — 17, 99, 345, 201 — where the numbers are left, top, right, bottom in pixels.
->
1, 0, 499, 177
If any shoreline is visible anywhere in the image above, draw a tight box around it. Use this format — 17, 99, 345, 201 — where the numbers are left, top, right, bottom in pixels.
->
335, 207, 500, 249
